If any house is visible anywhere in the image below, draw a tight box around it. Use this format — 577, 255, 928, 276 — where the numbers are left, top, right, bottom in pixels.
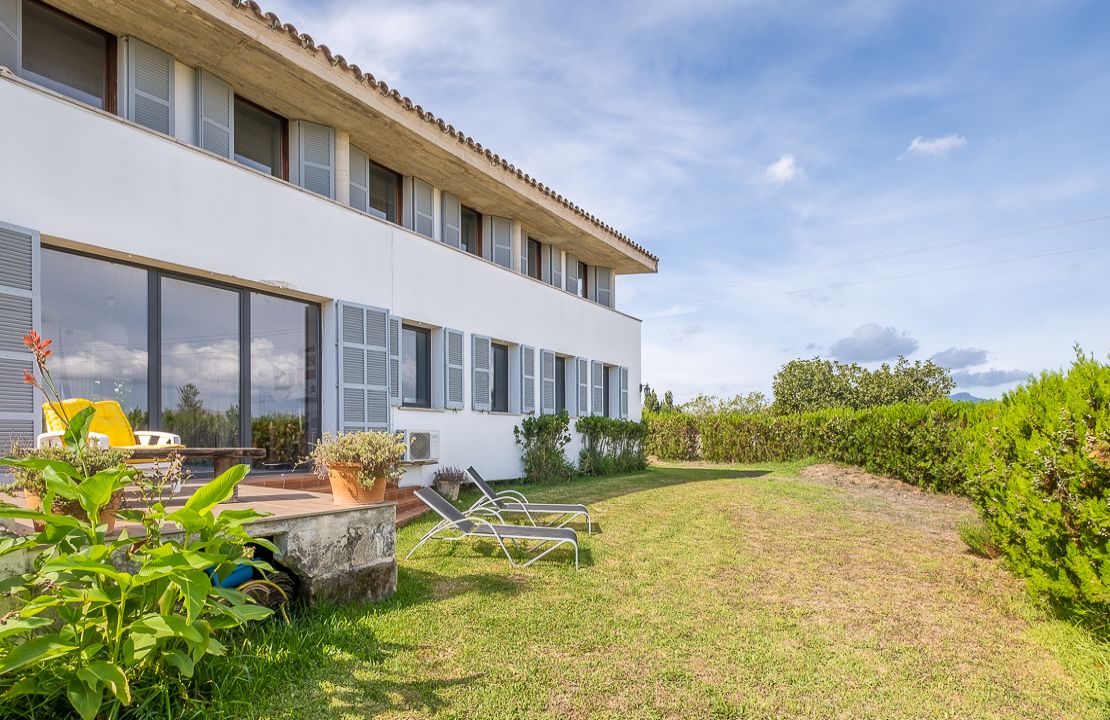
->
0, 0, 658, 483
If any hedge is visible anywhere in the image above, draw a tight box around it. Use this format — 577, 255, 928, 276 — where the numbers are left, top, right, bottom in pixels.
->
646, 401, 986, 492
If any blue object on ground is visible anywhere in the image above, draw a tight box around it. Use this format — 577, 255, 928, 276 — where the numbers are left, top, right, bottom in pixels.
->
208, 563, 254, 588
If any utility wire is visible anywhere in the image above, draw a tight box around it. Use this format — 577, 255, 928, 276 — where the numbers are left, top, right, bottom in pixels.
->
660, 213, 1110, 295
684, 242, 1110, 310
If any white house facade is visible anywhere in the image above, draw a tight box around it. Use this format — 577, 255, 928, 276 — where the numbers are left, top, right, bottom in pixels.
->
0, 0, 658, 483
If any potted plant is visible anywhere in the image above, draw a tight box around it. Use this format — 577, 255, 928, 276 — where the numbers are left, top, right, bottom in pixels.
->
5, 439, 133, 532
310, 430, 406, 505
432, 465, 467, 501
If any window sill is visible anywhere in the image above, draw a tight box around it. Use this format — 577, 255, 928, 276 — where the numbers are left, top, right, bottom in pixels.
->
486, 411, 522, 417
398, 406, 447, 413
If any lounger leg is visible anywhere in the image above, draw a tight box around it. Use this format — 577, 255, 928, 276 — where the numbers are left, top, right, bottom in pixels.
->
405, 519, 449, 559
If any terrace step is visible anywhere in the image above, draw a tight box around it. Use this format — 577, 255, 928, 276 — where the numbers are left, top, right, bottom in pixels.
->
395, 504, 430, 528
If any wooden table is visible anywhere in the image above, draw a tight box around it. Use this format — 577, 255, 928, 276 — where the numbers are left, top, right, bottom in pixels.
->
129, 447, 266, 502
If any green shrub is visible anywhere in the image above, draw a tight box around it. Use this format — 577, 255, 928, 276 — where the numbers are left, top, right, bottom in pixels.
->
575, 417, 647, 476
0, 457, 273, 719
965, 351, 1110, 627
957, 518, 1001, 559
514, 412, 574, 482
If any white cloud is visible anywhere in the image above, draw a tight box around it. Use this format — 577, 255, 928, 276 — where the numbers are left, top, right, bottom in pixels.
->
930, 346, 987, 369
764, 154, 806, 185
829, 323, 918, 362
905, 134, 967, 157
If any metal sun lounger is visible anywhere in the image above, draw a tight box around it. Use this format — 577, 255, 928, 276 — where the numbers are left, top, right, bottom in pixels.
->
465, 466, 592, 534
407, 487, 580, 570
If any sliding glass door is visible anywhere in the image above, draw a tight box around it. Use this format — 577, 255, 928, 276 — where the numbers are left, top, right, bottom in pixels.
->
40, 249, 320, 470
160, 277, 241, 448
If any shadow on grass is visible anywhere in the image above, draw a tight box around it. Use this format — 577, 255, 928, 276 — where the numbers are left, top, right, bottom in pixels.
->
458, 466, 774, 511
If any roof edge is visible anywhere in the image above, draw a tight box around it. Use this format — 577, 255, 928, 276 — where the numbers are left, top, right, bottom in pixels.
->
226, 0, 659, 266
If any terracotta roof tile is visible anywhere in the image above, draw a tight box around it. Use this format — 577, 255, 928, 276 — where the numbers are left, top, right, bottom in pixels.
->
227, 0, 657, 265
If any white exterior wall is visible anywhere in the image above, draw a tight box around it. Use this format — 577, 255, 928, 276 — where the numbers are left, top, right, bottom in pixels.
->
0, 77, 641, 483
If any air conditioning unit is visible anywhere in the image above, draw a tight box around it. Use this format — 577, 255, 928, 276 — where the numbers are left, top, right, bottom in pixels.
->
399, 430, 440, 462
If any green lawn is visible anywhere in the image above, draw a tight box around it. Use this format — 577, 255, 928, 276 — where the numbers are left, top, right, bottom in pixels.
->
195, 463, 1108, 720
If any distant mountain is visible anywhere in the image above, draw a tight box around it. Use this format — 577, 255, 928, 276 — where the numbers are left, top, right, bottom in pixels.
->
950, 392, 988, 404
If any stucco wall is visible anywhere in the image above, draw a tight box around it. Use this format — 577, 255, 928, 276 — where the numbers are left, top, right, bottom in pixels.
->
0, 76, 642, 483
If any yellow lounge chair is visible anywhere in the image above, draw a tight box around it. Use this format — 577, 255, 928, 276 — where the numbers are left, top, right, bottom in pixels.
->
37, 399, 183, 451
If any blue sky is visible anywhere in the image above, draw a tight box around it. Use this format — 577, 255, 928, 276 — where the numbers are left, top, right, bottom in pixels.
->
269, 0, 1110, 401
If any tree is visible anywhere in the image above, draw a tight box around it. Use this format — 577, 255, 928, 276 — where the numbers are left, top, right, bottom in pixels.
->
771, 356, 953, 414
662, 391, 676, 413
681, 392, 769, 416
642, 384, 662, 413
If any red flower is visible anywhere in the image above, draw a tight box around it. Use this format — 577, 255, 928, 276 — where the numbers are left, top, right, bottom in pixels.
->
23, 330, 53, 362
22, 368, 39, 388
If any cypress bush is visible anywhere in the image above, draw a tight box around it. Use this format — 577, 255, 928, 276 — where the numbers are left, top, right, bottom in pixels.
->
964, 352, 1110, 626
646, 401, 983, 492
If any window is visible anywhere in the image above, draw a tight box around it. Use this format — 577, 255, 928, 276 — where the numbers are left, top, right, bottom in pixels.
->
578, 262, 589, 298
555, 357, 566, 415
21, 0, 113, 110
461, 206, 481, 256
41, 249, 148, 425
234, 96, 285, 178
40, 249, 321, 471
491, 342, 509, 412
251, 294, 319, 469
369, 161, 401, 224
527, 238, 542, 280
603, 365, 611, 418
401, 325, 431, 408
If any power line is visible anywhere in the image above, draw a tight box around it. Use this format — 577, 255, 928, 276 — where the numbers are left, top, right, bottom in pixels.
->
687, 242, 1110, 310
660, 213, 1110, 295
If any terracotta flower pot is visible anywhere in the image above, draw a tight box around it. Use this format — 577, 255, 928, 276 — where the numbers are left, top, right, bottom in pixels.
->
24, 490, 119, 533
326, 463, 386, 505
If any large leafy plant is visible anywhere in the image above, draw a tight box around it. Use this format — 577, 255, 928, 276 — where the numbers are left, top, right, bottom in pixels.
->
309, 430, 406, 486
514, 412, 574, 482
0, 331, 275, 718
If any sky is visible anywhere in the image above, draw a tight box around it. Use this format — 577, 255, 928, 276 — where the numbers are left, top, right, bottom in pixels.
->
266, 0, 1110, 402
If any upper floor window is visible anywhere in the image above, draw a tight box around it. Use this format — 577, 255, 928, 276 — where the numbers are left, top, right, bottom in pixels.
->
527, 237, 542, 280
21, 0, 113, 111
491, 342, 510, 412
461, 206, 481, 256
578, 262, 589, 298
234, 96, 285, 179
369, 161, 401, 224
401, 324, 430, 408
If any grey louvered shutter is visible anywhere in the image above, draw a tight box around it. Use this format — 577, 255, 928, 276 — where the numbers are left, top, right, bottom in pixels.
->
591, 361, 605, 416
540, 244, 551, 284
576, 357, 589, 417
472, 335, 491, 411
565, 254, 579, 293
444, 328, 464, 409
491, 216, 512, 268
441, 192, 461, 249
197, 70, 233, 159
620, 366, 629, 419
551, 249, 563, 289
298, 122, 335, 199
412, 178, 434, 238
520, 345, 536, 414
519, 232, 529, 275
349, 145, 369, 212
128, 38, 174, 135
540, 350, 556, 415
0, 223, 39, 443
338, 303, 390, 431
388, 316, 401, 407
596, 268, 613, 307
0, 0, 20, 74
